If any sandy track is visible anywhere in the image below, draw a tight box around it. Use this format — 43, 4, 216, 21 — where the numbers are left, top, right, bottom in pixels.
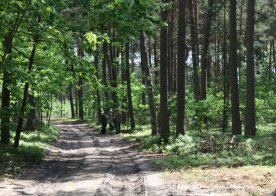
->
0, 122, 176, 196
2, 122, 272, 195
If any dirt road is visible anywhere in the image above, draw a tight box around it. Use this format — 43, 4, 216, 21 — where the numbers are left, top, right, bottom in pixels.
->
0, 122, 181, 196
1, 122, 274, 196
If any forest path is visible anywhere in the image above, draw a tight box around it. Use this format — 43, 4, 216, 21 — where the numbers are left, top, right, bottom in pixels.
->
1, 121, 271, 195
0, 121, 181, 196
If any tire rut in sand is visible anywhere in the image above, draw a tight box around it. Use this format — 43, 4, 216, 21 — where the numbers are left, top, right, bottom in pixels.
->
11, 124, 95, 195
0, 122, 175, 196
94, 138, 146, 196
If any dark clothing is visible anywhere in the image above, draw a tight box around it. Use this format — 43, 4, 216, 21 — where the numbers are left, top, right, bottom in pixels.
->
113, 110, 122, 134
114, 120, 121, 134
101, 113, 108, 134
109, 122, 114, 130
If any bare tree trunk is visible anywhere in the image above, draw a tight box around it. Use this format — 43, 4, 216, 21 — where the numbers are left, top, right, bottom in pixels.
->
94, 50, 102, 123
109, 31, 119, 107
125, 42, 135, 129
75, 87, 78, 117
244, 0, 256, 137
77, 39, 84, 120
170, 1, 176, 94
238, 0, 244, 80
273, 40, 276, 73
167, 1, 174, 95
229, 0, 241, 135
14, 34, 39, 147
268, 40, 273, 88
1, 35, 13, 144
153, 36, 159, 85
78, 80, 84, 120
222, 0, 229, 132
68, 84, 75, 118
189, 0, 200, 101
141, 48, 146, 105
60, 94, 63, 118
120, 50, 127, 124
176, 0, 186, 136
200, 0, 215, 100
103, 41, 110, 110
160, 0, 170, 142
47, 94, 53, 128
193, 0, 200, 77
148, 36, 152, 68
140, 32, 157, 135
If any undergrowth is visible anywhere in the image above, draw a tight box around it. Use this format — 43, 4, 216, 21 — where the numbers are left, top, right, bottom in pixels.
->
123, 123, 276, 170
0, 126, 58, 180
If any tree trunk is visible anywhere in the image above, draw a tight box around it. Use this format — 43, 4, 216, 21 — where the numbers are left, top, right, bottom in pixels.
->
125, 42, 135, 129
238, 0, 244, 80
222, 0, 229, 131
109, 37, 119, 107
244, 0, 256, 137
47, 94, 53, 128
140, 32, 157, 135
60, 94, 63, 118
141, 47, 146, 105
193, 0, 200, 80
68, 84, 75, 118
103, 41, 110, 110
229, 0, 242, 135
120, 50, 127, 124
148, 36, 152, 68
189, 0, 200, 101
14, 35, 38, 147
75, 87, 78, 117
0, 35, 12, 145
77, 39, 84, 120
78, 79, 84, 120
273, 40, 276, 73
268, 40, 273, 88
0, 6, 31, 143
176, 0, 186, 136
153, 36, 159, 85
200, 0, 215, 100
94, 50, 102, 123
170, 1, 176, 94
160, 0, 170, 142
167, 1, 174, 95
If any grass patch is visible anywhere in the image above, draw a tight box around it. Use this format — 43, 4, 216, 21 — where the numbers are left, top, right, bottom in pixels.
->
123, 125, 152, 142
122, 123, 276, 170
0, 126, 58, 180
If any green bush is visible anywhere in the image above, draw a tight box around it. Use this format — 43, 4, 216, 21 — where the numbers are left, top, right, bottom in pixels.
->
166, 134, 197, 155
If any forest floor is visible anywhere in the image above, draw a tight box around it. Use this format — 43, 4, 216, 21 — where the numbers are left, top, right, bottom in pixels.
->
0, 121, 275, 196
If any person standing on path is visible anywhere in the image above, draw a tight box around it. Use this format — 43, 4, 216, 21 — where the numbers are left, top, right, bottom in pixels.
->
100, 110, 109, 134
113, 108, 122, 134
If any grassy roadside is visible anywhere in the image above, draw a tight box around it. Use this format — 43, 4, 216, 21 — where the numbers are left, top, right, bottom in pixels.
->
122, 123, 276, 194
0, 126, 58, 180
122, 123, 276, 168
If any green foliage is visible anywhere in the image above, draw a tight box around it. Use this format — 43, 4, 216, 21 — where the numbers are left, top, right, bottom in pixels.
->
84, 32, 98, 51
185, 92, 224, 131
129, 73, 149, 124
123, 123, 276, 170
166, 134, 197, 155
